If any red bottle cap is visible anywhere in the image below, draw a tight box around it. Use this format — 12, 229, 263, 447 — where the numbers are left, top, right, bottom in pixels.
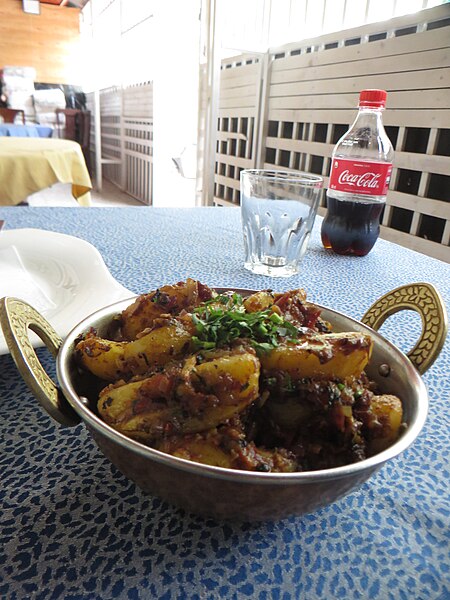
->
359, 89, 387, 108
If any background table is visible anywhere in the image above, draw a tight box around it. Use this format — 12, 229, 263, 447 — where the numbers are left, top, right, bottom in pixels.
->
0, 124, 53, 138
0, 138, 91, 206
0, 207, 449, 600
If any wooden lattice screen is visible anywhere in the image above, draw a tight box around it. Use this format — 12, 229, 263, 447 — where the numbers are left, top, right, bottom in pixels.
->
213, 4, 450, 262
87, 82, 153, 205
123, 83, 153, 205
214, 54, 263, 206
98, 87, 121, 187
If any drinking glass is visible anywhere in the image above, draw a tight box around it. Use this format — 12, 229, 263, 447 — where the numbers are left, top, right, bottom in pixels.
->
240, 169, 323, 277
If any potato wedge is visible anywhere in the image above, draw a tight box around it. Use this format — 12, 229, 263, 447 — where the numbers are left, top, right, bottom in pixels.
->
157, 434, 235, 469
188, 351, 260, 406
122, 316, 195, 375
121, 279, 214, 339
261, 332, 373, 379
75, 337, 127, 381
157, 432, 298, 472
97, 350, 260, 442
76, 316, 196, 381
243, 291, 275, 313
367, 394, 403, 454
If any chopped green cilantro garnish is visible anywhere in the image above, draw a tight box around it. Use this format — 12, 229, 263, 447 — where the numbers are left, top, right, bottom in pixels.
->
191, 293, 300, 355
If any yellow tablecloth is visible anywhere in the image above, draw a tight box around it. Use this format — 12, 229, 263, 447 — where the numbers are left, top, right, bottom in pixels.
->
0, 138, 92, 206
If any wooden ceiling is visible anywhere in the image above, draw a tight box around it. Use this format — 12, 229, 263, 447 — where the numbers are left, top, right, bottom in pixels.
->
40, 0, 89, 7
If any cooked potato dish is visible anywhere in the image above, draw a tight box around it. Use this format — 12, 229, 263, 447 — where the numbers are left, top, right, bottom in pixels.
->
75, 279, 404, 472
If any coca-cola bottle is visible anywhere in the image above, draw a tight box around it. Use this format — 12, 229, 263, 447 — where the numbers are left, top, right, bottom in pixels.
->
321, 89, 394, 256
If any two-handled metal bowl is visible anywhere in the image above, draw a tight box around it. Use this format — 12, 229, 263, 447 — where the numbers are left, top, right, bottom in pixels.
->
1, 283, 447, 521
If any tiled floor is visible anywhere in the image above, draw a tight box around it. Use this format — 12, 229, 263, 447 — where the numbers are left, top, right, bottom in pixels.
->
91, 180, 144, 207
26, 180, 144, 207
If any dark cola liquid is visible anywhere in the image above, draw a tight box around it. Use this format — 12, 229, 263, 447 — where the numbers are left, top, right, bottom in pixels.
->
321, 195, 384, 256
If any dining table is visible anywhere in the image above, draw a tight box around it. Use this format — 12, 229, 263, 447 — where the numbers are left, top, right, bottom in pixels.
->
0, 206, 449, 600
0, 138, 91, 206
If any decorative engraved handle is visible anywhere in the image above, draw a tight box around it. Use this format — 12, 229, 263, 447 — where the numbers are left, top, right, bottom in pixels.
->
0, 297, 80, 426
361, 283, 448, 374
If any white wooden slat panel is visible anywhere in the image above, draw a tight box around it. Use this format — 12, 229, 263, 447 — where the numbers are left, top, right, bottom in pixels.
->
123, 98, 153, 108
270, 68, 450, 97
265, 137, 450, 176
394, 152, 449, 177
100, 109, 120, 116
213, 197, 236, 208
123, 90, 152, 99
215, 153, 253, 168
101, 142, 120, 154
124, 139, 152, 150
218, 108, 258, 118
379, 226, 450, 263
123, 119, 152, 130
219, 96, 260, 109
217, 131, 247, 141
270, 49, 450, 85
100, 91, 121, 101
269, 90, 450, 110
271, 28, 450, 71
267, 108, 358, 124
220, 63, 261, 82
266, 137, 332, 156
100, 103, 120, 112
124, 147, 152, 161
442, 221, 450, 247
387, 191, 450, 220
221, 53, 261, 65
220, 84, 258, 100
123, 83, 153, 119
220, 80, 260, 98
124, 106, 153, 116
262, 161, 330, 182
216, 174, 240, 190
123, 93, 153, 103
267, 108, 450, 128
123, 83, 153, 95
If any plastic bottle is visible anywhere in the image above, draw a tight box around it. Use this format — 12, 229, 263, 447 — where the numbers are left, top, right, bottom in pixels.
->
321, 89, 394, 256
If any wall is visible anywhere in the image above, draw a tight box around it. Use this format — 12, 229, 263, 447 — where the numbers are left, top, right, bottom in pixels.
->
0, 0, 81, 84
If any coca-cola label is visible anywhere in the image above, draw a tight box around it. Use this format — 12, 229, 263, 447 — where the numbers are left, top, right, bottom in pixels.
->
329, 159, 392, 195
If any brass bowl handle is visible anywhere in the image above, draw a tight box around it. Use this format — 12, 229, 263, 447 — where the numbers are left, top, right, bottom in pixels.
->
361, 283, 448, 374
0, 297, 80, 426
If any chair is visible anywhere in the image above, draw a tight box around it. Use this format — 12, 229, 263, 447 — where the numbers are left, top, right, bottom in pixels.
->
0, 108, 25, 124
56, 108, 91, 173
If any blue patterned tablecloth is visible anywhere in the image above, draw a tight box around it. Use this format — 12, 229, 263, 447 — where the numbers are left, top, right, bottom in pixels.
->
0, 207, 449, 600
